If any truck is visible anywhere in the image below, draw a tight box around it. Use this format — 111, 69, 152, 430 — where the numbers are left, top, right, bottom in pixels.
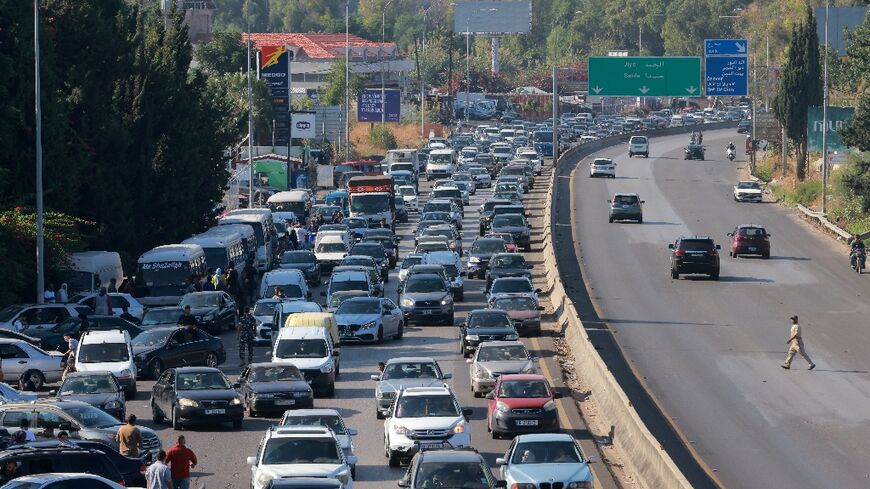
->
386, 149, 419, 175
347, 175, 395, 228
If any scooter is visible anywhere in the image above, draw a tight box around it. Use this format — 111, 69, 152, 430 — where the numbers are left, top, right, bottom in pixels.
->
851, 249, 866, 273
727, 148, 736, 161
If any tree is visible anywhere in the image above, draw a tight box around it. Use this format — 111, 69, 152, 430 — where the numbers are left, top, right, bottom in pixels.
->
841, 95, 870, 152
320, 58, 365, 107
195, 27, 252, 75
368, 125, 397, 151
840, 153, 870, 213
774, 6, 822, 180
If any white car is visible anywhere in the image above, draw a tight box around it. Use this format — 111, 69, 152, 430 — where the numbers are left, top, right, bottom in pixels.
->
384, 386, 472, 467
628, 135, 649, 158
72, 292, 145, 320
467, 167, 492, 188
589, 158, 616, 178
398, 185, 418, 211
75, 329, 137, 396
733, 181, 763, 202
247, 425, 355, 489
281, 409, 359, 477
4, 474, 130, 489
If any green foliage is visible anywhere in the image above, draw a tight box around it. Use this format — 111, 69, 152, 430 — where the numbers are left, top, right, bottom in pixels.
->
195, 27, 251, 75
841, 94, 870, 152
321, 58, 365, 107
840, 152, 870, 213
367, 125, 397, 151
754, 162, 775, 183
662, 0, 738, 55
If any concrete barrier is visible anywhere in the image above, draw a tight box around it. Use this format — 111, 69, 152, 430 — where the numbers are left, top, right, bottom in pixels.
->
541, 122, 735, 489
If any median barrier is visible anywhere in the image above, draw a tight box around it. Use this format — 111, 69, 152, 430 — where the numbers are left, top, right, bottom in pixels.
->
541, 121, 734, 489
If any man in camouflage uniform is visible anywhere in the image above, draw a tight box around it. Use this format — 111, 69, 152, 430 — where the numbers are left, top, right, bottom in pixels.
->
237, 306, 256, 366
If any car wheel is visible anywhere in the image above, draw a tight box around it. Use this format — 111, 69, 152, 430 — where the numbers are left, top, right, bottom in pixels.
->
376, 409, 385, 420
172, 406, 183, 430
325, 384, 336, 398
670, 269, 679, 280
150, 360, 163, 380
608, 217, 614, 223
25, 370, 44, 391
388, 449, 401, 468
151, 401, 164, 424
637, 217, 643, 224
205, 352, 219, 368
233, 418, 243, 429
376, 326, 384, 345
710, 271, 720, 281
762, 252, 770, 259
394, 322, 404, 340
456, 290, 464, 302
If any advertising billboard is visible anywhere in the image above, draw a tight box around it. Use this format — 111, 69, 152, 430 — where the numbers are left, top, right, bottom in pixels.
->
453, 1, 530, 34
291, 112, 316, 139
815, 7, 868, 55
259, 45, 289, 90
807, 106, 854, 152
357, 89, 401, 123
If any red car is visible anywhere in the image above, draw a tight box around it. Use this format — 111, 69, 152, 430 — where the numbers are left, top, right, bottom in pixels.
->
486, 374, 560, 439
727, 224, 770, 258
486, 232, 518, 253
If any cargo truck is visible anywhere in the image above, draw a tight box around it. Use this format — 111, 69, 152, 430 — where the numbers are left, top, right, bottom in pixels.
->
347, 175, 395, 229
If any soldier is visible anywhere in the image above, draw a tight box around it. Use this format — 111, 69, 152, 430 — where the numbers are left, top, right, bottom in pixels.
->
782, 315, 815, 370
237, 306, 256, 366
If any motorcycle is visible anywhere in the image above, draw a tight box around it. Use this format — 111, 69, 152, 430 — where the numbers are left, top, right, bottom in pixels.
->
727, 148, 736, 161
851, 249, 866, 273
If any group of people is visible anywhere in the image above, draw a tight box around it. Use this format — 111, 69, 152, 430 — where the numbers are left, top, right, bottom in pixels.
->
184, 261, 258, 311
114, 415, 199, 489
690, 130, 704, 144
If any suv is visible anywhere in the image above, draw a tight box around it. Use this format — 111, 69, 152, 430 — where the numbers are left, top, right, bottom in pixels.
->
0, 303, 88, 333
628, 135, 649, 158
669, 236, 721, 280
589, 158, 616, 178
608, 193, 644, 223
247, 425, 356, 489
75, 329, 137, 396
399, 447, 506, 489
383, 386, 472, 467
280, 409, 358, 478
371, 357, 452, 419
459, 310, 518, 358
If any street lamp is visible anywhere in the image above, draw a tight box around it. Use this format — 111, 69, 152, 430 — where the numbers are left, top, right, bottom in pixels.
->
33, 0, 45, 302
345, 1, 349, 160
381, 0, 393, 125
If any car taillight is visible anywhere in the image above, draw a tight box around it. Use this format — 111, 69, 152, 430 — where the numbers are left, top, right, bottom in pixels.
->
119, 481, 127, 487
139, 463, 146, 475
674, 250, 685, 256
708, 249, 718, 256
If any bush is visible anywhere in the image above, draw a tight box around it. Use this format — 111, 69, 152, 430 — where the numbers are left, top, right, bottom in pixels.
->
754, 162, 774, 182
367, 125, 397, 151
794, 180, 822, 205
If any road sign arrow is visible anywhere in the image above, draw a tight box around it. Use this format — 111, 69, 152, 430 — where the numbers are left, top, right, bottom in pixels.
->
638, 86, 650, 94
686, 86, 697, 94
591, 86, 603, 94
735, 42, 747, 53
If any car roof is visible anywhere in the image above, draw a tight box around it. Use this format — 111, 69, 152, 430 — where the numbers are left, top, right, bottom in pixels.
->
678, 235, 714, 241
386, 356, 438, 364
513, 432, 578, 443
478, 340, 525, 347
406, 273, 444, 281
276, 326, 329, 340
247, 362, 300, 369
282, 408, 342, 417
613, 192, 640, 197
401, 386, 451, 396
736, 224, 766, 229
174, 366, 223, 374
81, 329, 128, 342
418, 448, 485, 463
498, 373, 547, 382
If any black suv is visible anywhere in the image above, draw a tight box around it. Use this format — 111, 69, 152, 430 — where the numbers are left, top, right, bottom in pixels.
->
669, 236, 721, 280
399, 447, 506, 489
459, 309, 518, 358
0, 444, 124, 486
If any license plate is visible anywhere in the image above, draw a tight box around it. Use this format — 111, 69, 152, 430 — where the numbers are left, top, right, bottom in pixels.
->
516, 420, 538, 426
420, 443, 445, 449
748, 247, 756, 251
275, 400, 295, 406
340, 332, 354, 337
204, 409, 225, 415
422, 310, 434, 315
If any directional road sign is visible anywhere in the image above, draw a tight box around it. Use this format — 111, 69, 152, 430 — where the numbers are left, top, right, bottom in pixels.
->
705, 56, 748, 96
588, 57, 702, 97
704, 39, 748, 56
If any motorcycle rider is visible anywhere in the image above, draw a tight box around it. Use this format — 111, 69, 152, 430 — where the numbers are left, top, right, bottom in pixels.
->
850, 236, 866, 269
727, 141, 736, 152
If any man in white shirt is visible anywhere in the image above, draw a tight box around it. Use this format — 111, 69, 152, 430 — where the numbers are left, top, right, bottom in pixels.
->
782, 315, 815, 370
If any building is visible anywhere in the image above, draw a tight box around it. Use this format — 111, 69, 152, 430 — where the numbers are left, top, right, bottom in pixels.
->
159, 0, 216, 44
241, 33, 414, 93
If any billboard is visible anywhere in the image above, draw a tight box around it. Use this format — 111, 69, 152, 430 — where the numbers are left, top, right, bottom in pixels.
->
815, 7, 868, 56
259, 45, 289, 90
357, 89, 400, 123
807, 106, 854, 152
453, 1, 530, 34
291, 112, 316, 139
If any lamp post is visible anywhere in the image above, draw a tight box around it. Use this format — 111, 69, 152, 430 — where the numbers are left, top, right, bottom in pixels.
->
33, 0, 45, 302
345, 1, 350, 160
821, 0, 830, 214
246, 21, 254, 209
380, 0, 393, 125
465, 17, 469, 125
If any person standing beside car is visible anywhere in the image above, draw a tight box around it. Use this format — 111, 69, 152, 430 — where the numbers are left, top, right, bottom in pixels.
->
237, 306, 256, 366
93, 287, 113, 315
115, 414, 143, 457
165, 435, 197, 489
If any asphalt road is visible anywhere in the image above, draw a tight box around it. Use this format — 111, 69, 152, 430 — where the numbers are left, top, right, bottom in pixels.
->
567, 129, 870, 488
111, 159, 593, 489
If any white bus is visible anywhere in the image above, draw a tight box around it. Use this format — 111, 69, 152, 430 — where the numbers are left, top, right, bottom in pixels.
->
183, 232, 246, 272
134, 244, 206, 306
219, 210, 276, 271
202, 223, 256, 267
267, 190, 311, 220
68, 251, 124, 294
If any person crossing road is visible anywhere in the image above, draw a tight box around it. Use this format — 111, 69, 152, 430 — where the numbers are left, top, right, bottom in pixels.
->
782, 315, 815, 370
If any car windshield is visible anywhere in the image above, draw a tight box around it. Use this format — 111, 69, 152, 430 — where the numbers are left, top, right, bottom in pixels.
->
478, 345, 527, 361
416, 243, 449, 253
281, 252, 314, 264
264, 284, 303, 299
60, 375, 118, 395
141, 309, 183, 326
331, 279, 368, 293
511, 441, 583, 464
253, 301, 278, 317
352, 245, 384, 257
494, 297, 537, 311
429, 153, 452, 164
350, 194, 391, 214
405, 277, 446, 293
678, 240, 714, 252
177, 371, 232, 390
78, 343, 129, 363
738, 227, 767, 236
422, 212, 451, 222
65, 404, 124, 428
262, 438, 342, 465
498, 380, 549, 398
468, 168, 486, 175
533, 131, 553, 142
342, 257, 374, 267
180, 294, 220, 308
737, 182, 759, 189
275, 339, 328, 359
281, 414, 347, 435
396, 395, 459, 418
132, 329, 172, 347
249, 365, 304, 382
492, 279, 532, 294
317, 242, 347, 253
383, 362, 440, 380
0, 305, 24, 323
336, 300, 380, 315
614, 195, 638, 205
401, 257, 423, 269
468, 312, 511, 328
344, 218, 367, 229
495, 184, 518, 193
415, 461, 491, 489
492, 255, 525, 268
399, 187, 416, 196
472, 240, 506, 253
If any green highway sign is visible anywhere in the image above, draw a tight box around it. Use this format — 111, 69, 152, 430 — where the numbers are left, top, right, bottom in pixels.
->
588, 57, 702, 97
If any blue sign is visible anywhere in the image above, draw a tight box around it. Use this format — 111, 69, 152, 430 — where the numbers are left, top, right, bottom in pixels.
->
259, 46, 289, 90
358, 89, 401, 122
705, 56, 748, 96
704, 39, 748, 56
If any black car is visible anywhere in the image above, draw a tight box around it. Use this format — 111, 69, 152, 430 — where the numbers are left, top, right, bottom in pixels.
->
467, 238, 508, 279
669, 236, 721, 280
236, 362, 314, 416
29, 315, 143, 353
151, 367, 244, 429
363, 229, 400, 265
50, 371, 126, 421
459, 309, 519, 358
178, 291, 238, 334
399, 447, 505, 489
20, 439, 147, 486
0, 444, 124, 485
350, 242, 390, 280
279, 250, 322, 285
684, 143, 705, 160
485, 253, 533, 290
140, 307, 184, 329
132, 327, 226, 380
479, 199, 514, 235
489, 214, 531, 251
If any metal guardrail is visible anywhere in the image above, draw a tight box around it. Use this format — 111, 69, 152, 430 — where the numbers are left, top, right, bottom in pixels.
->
795, 204, 855, 241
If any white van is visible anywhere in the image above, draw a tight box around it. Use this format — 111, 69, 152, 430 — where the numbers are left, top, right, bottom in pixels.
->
259, 269, 311, 301
183, 232, 246, 272
267, 301, 323, 347
314, 235, 349, 272
75, 329, 137, 396
426, 149, 455, 180
267, 190, 311, 219
219, 210, 275, 271
386, 149, 419, 174
202, 223, 257, 267
271, 326, 338, 397
68, 251, 124, 294
135, 244, 206, 307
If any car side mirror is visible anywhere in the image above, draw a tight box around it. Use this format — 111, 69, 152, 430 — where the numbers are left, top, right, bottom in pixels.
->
232, 382, 241, 389
554, 391, 562, 399
466, 359, 473, 364
606, 199, 612, 203
668, 244, 674, 249
398, 478, 411, 488
462, 408, 473, 418
587, 455, 599, 463
641, 200, 645, 203
535, 288, 542, 294
495, 481, 508, 488
48, 389, 57, 396
485, 392, 495, 400
347, 428, 358, 436
346, 455, 359, 465
727, 233, 733, 236
442, 373, 452, 380
370, 374, 381, 381
537, 305, 545, 311
246, 456, 257, 465
716, 245, 721, 249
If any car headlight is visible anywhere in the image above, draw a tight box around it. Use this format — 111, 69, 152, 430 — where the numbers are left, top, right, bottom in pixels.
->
441, 296, 453, 306
465, 334, 479, 341
543, 400, 557, 411
336, 470, 351, 485
402, 298, 414, 307
231, 397, 242, 405
363, 320, 377, 330
505, 334, 519, 340
203, 314, 215, 321
320, 363, 334, 374
392, 423, 410, 435
452, 422, 466, 434
104, 400, 122, 410
178, 398, 199, 408
468, 256, 480, 263
522, 363, 536, 374
475, 367, 492, 380
567, 482, 593, 489
496, 401, 510, 412
117, 369, 132, 379
256, 472, 273, 487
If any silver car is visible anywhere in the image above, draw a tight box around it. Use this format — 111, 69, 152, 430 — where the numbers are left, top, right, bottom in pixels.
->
0, 339, 64, 389
467, 340, 536, 397
280, 408, 359, 478
370, 357, 452, 419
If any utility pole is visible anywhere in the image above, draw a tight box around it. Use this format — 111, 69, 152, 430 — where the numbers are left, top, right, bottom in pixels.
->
246, 23, 254, 209
345, 1, 350, 161
465, 18, 470, 126
380, 0, 392, 125
34, 0, 45, 303
552, 66, 559, 161
821, 0, 830, 214
287, 47, 293, 190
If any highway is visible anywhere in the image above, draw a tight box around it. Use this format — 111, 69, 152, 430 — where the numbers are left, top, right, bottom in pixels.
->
117, 159, 605, 489
564, 129, 870, 488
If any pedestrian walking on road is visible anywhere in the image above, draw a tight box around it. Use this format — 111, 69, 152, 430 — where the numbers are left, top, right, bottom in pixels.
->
145, 450, 173, 489
238, 306, 256, 366
165, 435, 197, 489
243, 261, 257, 303
57, 283, 69, 303
782, 315, 815, 370
115, 415, 143, 457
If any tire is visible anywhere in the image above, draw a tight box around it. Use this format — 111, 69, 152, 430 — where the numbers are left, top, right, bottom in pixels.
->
376, 410, 385, 420
445, 314, 455, 326
456, 290, 464, 302
375, 326, 384, 345
608, 217, 614, 223
637, 217, 643, 224
172, 406, 183, 430
150, 360, 163, 380
233, 418, 243, 429
388, 449, 401, 468
644, 153, 649, 158
762, 252, 770, 259
670, 269, 679, 280
25, 370, 44, 391
324, 384, 336, 398
394, 322, 404, 340
204, 352, 219, 368
128, 383, 137, 398
710, 271, 720, 281
151, 401, 165, 424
